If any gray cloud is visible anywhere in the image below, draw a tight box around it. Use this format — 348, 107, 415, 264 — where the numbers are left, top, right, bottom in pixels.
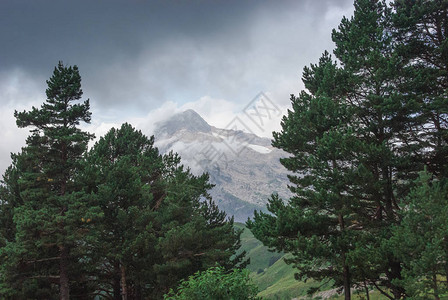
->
0, 0, 354, 175
1, 0, 353, 111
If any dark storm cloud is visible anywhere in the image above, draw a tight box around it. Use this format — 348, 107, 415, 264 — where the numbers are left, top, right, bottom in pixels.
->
0, 0, 355, 178
0, 0, 353, 113
1, 1, 248, 71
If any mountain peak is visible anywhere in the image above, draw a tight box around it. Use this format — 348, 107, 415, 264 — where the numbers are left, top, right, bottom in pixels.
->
155, 109, 212, 136
181, 109, 204, 120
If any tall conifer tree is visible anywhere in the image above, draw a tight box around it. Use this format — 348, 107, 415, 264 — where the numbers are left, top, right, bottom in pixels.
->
393, 0, 448, 179
248, 52, 358, 299
391, 170, 448, 299
249, 1, 410, 298
0, 62, 95, 299
331, 1, 407, 297
82, 124, 245, 299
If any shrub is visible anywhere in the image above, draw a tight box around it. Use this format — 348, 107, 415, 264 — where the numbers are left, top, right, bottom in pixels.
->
164, 266, 260, 300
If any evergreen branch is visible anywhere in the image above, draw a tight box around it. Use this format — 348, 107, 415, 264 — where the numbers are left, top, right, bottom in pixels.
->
371, 281, 394, 300
29, 275, 60, 279
25, 256, 61, 264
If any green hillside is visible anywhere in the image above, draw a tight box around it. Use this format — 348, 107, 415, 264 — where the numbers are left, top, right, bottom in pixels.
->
235, 222, 282, 273
254, 256, 333, 300
237, 223, 401, 299
236, 223, 333, 299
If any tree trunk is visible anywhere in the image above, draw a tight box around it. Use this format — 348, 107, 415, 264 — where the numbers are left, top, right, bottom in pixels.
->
432, 272, 440, 300
59, 245, 70, 300
342, 255, 351, 300
121, 263, 128, 300
389, 259, 405, 299
59, 139, 70, 300
337, 212, 351, 300
444, 239, 448, 285
364, 281, 370, 300
113, 262, 121, 300
134, 282, 143, 300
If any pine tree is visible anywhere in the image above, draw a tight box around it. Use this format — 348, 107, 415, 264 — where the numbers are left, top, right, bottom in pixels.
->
81, 123, 165, 299
391, 170, 448, 300
393, 0, 448, 179
248, 1, 414, 298
331, 1, 409, 297
82, 123, 245, 299
248, 52, 359, 299
389, 2, 448, 297
0, 62, 96, 299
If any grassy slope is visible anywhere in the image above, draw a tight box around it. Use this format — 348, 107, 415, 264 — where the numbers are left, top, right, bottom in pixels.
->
237, 223, 389, 299
235, 222, 282, 273
236, 223, 332, 299
236, 225, 448, 299
253, 256, 333, 300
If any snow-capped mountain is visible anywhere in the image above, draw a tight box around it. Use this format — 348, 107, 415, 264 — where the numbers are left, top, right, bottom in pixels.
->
153, 109, 291, 222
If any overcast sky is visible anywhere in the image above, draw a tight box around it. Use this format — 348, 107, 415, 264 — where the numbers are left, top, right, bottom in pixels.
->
0, 0, 354, 176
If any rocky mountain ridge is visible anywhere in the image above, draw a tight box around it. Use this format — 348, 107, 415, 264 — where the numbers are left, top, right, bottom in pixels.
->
153, 109, 291, 222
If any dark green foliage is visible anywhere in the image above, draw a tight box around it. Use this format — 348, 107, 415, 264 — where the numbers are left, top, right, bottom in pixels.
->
331, 1, 408, 297
0, 157, 22, 245
248, 0, 448, 299
0, 63, 245, 299
0, 61, 97, 299
393, 0, 448, 179
82, 123, 245, 299
391, 170, 448, 299
248, 51, 358, 299
164, 266, 260, 300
